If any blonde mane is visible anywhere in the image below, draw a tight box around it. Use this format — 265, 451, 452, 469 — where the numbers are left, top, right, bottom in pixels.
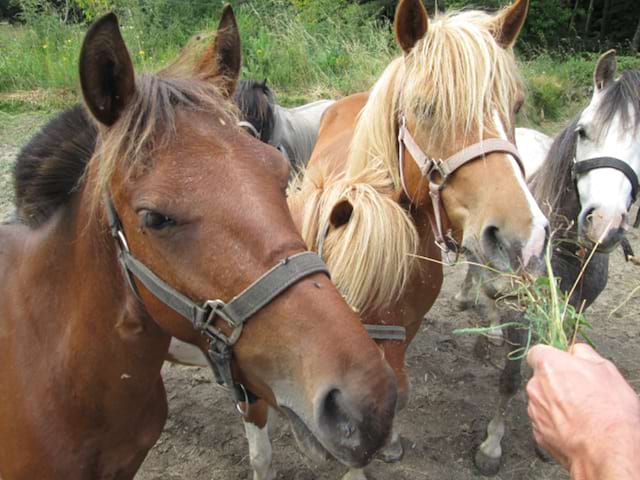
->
288, 166, 419, 314
290, 7, 524, 314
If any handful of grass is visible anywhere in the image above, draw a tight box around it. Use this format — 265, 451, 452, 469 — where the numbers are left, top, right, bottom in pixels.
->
454, 238, 594, 357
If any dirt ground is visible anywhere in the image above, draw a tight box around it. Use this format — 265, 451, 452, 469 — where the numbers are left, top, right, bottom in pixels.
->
1, 116, 638, 480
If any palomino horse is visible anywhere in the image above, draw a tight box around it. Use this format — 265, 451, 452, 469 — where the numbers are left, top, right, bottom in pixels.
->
1, 7, 398, 479
454, 49, 640, 474
234, 79, 335, 169
236, 0, 550, 478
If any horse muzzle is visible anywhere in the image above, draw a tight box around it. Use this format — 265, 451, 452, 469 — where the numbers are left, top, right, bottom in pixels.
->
578, 205, 627, 252
282, 368, 397, 468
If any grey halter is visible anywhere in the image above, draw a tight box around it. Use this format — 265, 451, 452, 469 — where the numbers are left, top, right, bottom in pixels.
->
237, 120, 260, 139
397, 113, 525, 260
105, 196, 329, 413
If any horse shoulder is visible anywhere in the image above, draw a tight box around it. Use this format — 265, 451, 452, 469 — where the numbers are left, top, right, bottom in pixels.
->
307, 93, 369, 172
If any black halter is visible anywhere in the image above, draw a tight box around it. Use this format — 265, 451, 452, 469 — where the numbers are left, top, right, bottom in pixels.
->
572, 156, 640, 228
104, 196, 329, 414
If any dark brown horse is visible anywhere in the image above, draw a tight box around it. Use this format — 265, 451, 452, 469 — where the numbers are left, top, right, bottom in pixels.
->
0, 7, 396, 479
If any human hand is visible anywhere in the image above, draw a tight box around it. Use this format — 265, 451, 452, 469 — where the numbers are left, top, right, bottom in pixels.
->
526, 344, 640, 477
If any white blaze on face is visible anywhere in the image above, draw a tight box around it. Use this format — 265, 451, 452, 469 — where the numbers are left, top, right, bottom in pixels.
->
575, 89, 640, 241
493, 111, 549, 267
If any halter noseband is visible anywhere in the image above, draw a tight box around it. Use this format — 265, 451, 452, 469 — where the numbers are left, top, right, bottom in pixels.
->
105, 197, 329, 415
398, 114, 525, 259
572, 156, 640, 228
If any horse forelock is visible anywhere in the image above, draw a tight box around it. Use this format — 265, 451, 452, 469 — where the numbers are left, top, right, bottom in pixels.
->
348, 9, 524, 191
90, 73, 236, 212
234, 79, 276, 142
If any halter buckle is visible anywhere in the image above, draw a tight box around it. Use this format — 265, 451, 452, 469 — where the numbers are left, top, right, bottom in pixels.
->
200, 299, 243, 346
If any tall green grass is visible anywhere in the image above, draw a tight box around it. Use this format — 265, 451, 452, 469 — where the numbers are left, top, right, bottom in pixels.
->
2, 0, 640, 120
0, 0, 394, 108
519, 53, 640, 130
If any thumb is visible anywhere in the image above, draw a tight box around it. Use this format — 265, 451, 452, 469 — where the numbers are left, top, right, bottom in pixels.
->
570, 343, 604, 363
527, 344, 566, 370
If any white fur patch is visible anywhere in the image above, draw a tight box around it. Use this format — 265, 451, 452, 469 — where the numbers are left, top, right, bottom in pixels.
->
493, 111, 548, 266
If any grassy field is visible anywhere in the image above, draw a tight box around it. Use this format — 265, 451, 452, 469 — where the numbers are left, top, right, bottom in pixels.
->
2, 2, 640, 132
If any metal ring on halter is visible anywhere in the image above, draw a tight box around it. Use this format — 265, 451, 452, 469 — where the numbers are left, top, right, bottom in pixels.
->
237, 120, 260, 139
116, 230, 130, 253
235, 383, 251, 417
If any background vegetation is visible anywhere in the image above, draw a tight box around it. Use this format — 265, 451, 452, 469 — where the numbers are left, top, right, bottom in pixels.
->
1, 0, 640, 132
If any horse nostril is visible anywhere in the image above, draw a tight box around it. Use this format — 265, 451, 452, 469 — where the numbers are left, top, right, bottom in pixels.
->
319, 389, 356, 435
582, 207, 596, 226
482, 225, 504, 259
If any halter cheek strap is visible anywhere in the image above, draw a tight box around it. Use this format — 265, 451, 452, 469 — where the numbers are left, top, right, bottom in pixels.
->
105, 196, 329, 414
572, 156, 640, 228
398, 114, 525, 259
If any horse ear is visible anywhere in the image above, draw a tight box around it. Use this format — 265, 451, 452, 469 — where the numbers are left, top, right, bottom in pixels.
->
329, 200, 354, 229
594, 49, 617, 91
394, 0, 429, 54
195, 4, 241, 97
492, 0, 529, 49
79, 13, 135, 127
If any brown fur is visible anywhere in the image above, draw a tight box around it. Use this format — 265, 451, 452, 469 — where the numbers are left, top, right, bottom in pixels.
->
0, 10, 396, 479
283, 0, 543, 460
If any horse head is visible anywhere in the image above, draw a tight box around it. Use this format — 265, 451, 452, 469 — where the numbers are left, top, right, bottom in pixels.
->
573, 50, 640, 251
393, 0, 548, 279
79, 8, 396, 467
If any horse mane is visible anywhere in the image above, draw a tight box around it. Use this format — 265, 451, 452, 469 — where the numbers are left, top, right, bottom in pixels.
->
234, 79, 276, 143
288, 166, 419, 314
14, 105, 96, 226
14, 39, 237, 226
347, 9, 524, 191
90, 74, 234, 211
594, 69, 640, 139
529, 118, 580, 226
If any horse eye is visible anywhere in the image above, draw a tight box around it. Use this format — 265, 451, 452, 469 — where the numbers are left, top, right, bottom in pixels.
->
141, 210, 176, 230
514, 100, 524, 114
576, 126, 588, 140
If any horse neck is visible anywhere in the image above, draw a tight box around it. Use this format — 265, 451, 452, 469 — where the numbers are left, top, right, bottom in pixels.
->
272, 105, 318, 166
23, 182, 170, 396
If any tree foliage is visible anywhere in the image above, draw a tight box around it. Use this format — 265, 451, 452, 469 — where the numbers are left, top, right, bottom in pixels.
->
2, 0, 639, 54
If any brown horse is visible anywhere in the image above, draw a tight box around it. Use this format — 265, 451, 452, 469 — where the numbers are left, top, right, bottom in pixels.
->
0, 7, 397, 479
239, 0, 549, 478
